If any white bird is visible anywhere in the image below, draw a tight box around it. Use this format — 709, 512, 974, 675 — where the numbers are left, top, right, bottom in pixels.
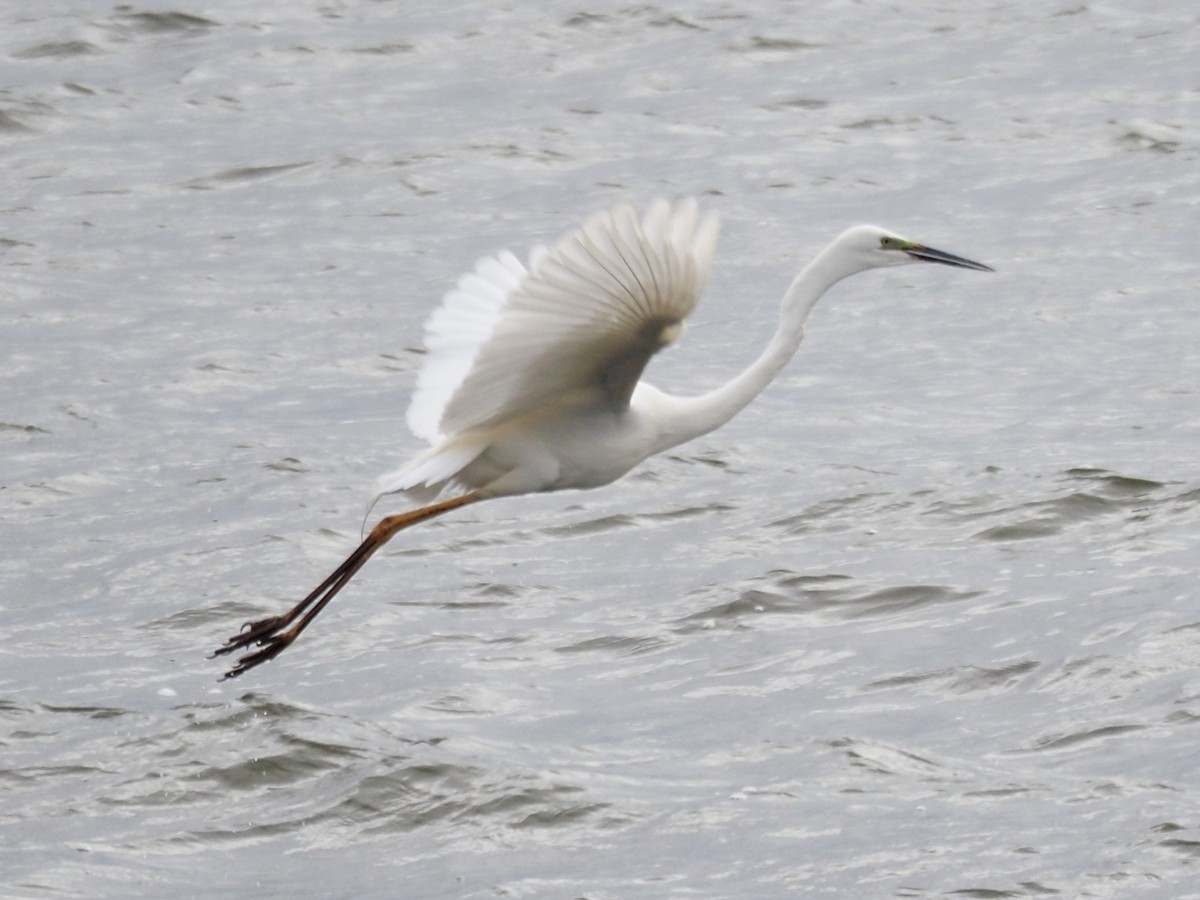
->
214, 198, 992, 678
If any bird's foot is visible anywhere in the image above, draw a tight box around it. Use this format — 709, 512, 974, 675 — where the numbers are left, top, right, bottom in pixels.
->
216, 629, 297, 680
210, 614, 297, 679
212, 613, 290, 657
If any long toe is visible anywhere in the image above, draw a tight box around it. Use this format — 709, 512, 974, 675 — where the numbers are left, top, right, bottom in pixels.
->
220, 631, 296, 680
212, 614, 289, 658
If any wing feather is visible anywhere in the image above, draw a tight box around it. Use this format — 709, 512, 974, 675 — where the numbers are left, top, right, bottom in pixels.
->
406, 198, 719, 444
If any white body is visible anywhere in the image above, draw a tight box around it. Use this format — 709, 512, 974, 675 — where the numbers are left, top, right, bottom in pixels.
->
374, 199, 987, 508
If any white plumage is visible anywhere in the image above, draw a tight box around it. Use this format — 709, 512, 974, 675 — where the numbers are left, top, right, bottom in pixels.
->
379, 198, 719, 502
215, 198, 992, 678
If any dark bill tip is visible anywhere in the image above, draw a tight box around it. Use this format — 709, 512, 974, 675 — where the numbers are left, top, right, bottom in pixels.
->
906, 244, 995, 272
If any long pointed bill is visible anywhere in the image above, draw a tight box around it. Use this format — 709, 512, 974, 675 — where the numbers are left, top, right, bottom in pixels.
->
905, 244, 994, 272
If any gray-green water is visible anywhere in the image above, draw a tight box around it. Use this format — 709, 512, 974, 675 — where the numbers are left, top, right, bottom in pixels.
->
3, 2, 1199, 897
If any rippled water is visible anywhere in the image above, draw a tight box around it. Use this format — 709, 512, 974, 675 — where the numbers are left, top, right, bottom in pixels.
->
3, 2, 1199, 897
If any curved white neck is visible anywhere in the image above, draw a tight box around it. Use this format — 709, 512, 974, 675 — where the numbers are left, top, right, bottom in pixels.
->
650, 238, 866, 451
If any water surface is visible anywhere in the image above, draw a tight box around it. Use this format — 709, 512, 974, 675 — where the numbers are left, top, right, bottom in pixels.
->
3, 2, 1199, 897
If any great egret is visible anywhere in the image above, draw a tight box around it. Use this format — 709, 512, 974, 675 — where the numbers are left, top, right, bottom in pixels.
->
214, 198, 992, 679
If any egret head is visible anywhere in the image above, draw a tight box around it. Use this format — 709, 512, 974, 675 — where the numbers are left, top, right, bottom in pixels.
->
838, 225, 994, 273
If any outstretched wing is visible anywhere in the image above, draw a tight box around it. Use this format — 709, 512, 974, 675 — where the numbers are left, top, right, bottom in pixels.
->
406, 198, 720, 444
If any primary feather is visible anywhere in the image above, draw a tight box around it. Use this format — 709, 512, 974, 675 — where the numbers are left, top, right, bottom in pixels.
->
405, 198, 720, 446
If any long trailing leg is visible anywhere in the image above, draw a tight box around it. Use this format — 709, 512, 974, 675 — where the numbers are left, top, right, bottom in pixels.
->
212, 491, 484, 679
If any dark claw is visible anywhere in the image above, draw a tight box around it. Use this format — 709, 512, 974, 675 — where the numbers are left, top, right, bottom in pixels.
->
218, 631, 296, 680
211, 615, 288, 658
210, 614, 298, 679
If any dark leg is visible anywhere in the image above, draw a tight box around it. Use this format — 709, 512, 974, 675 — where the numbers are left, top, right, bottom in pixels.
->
212, 491, 483, 679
